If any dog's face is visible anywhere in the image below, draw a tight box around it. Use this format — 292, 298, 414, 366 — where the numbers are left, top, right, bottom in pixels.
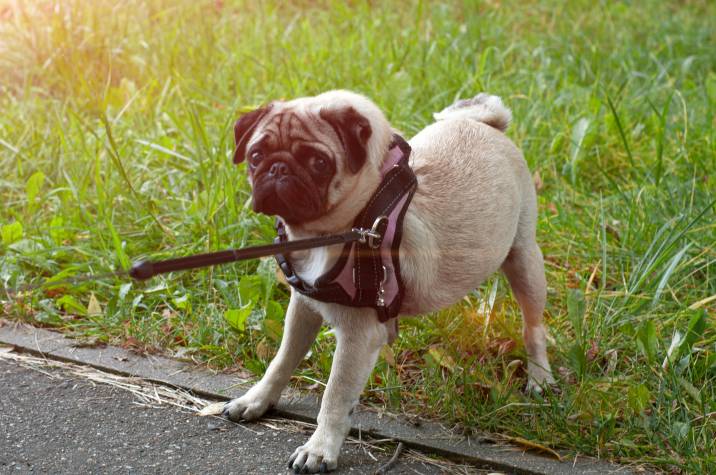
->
232, 91, 390, 227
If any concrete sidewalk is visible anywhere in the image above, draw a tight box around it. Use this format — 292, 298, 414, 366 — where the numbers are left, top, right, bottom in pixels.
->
0, 321, 631, 474
0, 354, 470, 474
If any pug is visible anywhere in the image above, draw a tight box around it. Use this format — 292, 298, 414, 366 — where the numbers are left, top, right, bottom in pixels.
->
224, 90, 554, 473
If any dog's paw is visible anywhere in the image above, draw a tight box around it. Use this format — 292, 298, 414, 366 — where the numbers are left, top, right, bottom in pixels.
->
526, 366, 556, 394
287, 435, 341, 473
222, 388, 276, 422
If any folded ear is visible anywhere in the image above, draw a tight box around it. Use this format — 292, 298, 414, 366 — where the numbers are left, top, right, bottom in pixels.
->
319, 106, 372, 174
232, 106, 270, 164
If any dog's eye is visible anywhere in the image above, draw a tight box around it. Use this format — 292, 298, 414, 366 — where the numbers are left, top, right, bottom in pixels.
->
249, 151, 264, 167
310, 156, 329, 175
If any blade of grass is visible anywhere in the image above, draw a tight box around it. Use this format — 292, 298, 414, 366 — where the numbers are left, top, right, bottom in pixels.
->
606, 94, 637, 173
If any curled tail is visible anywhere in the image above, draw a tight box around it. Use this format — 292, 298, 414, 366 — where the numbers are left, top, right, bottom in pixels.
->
433, 93, 512, 132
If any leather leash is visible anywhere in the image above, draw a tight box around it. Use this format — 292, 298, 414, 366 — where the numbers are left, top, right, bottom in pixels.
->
3, 225, 383, 297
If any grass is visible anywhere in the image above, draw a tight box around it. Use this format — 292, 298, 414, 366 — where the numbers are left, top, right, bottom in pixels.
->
1, 0, 715, 471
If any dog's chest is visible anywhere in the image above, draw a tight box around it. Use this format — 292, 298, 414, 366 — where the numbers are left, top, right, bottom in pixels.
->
289, 245, 343, 286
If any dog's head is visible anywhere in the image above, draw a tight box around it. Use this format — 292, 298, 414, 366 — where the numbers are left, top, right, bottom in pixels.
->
232, 91, 392, 229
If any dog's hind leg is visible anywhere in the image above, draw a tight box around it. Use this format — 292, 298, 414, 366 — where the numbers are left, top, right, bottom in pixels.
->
224, 295, 322, 421
289, 310, 388, 473
501, 242, 555, 391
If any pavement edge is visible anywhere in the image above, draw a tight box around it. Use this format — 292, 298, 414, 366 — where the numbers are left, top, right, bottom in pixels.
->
0, 320, 629, 475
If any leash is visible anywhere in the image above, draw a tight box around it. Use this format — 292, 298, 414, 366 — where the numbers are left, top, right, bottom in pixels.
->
2, 225, 383, 297
4, 133, 414, 304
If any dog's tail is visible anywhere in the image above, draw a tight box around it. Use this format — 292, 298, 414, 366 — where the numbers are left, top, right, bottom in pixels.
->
433, 93, 512, 132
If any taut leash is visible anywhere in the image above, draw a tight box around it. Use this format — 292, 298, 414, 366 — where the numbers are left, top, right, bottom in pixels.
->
3, 225, 384, 297
4, 270, 130, 297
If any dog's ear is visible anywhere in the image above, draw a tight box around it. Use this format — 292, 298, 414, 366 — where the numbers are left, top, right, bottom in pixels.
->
233, 106, 270, 164
320, 106, 372, 174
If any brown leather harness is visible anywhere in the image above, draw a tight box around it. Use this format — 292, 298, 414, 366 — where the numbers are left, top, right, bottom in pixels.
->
274, 134, 417, 322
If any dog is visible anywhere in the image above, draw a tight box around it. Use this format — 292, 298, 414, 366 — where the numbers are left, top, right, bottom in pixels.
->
224, 90, 555, 473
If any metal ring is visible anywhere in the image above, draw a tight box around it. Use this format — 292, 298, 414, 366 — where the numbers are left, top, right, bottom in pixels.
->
380, 265, 388, 284
367, 216, 388, 249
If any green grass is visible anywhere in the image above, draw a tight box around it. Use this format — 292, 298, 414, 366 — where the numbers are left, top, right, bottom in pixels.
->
1, 0, 715, 471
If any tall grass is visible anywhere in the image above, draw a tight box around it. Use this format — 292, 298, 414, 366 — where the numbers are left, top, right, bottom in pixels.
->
1, 0, 714, 471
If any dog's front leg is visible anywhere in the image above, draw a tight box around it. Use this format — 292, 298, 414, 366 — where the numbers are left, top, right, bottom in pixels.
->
224, 294, 322, 421
289, 310, 388, 473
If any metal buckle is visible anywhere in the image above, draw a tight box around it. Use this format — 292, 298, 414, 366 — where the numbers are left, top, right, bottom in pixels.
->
352, 215, 389, 248
368, 216, 388, 249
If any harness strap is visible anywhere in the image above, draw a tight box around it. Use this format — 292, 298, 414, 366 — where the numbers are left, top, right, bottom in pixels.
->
274, 134, 417, 322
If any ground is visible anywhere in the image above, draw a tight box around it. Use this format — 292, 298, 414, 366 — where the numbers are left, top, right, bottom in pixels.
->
0, 356, 464, 474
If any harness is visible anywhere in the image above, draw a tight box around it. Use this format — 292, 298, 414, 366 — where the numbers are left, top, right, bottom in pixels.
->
274, 134, 417, 322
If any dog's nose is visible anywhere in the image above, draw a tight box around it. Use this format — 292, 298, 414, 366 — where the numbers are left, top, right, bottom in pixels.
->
269, 161, 290, 177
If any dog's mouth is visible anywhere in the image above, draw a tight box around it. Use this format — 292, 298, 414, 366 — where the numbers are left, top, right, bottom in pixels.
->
251, 175, 323, 224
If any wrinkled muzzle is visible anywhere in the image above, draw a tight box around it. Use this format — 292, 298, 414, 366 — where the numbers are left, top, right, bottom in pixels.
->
251, 173, 323, 224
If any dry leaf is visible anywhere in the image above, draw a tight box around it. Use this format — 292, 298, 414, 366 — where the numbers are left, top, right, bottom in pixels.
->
120, 336, 159, 355
496, 339, 516, 356
606, 223, 621, 241
688, 294, 716, 310
503, 435, 563, 461
275, 268, 289, 288
533, 170, 543, 193
44, 288, 65, 298
547, 202, 558, 215
586, 340, 599, 361
380, 345, 396, 367
505, 359, 524, 383
87, 293, 102, 316
161, 308, 177, 319
604, 349, 618, 374
124, 336, 141, 348
256, 339, 273, 360
585, 261, 601, 292
428, 347, 457, 372
558, 366, 576, 384
506, 359, 523, 371
197, 401, 226, 417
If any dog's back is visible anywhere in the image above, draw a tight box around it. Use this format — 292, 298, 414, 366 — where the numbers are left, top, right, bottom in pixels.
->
399, 94, 535, 315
